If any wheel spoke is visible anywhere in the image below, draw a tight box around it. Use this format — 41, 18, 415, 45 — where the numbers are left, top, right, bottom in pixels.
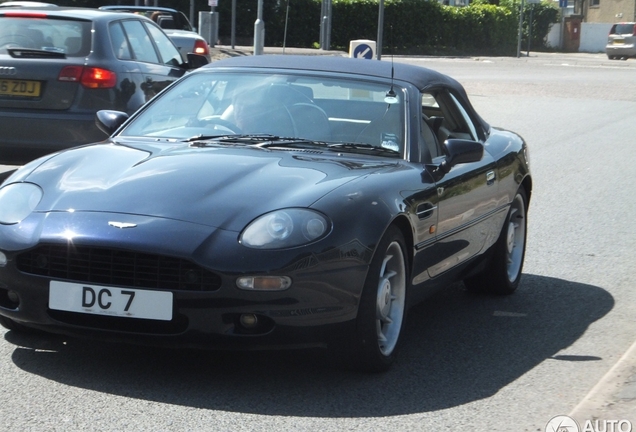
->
379, 254, 392, 276
383, 270, 397, 280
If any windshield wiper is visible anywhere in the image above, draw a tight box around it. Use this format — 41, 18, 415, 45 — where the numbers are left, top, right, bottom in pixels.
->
8, 48, 66, 59
327, 142, 401, 157
185, 134, 401, 157
185, 134, 279, 144
187, 135, 330, 150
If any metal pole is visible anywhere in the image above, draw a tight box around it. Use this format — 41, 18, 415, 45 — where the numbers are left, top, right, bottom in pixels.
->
376, 0, 384, 60
516, 0, 525, 58
319, 0, 325, 49
189, 0, 194, 29
209, 3, 217, 48
253, 0, 265, 55
283, 0, 290, 54
231, 0, 236, 48
560, 7, 565, 49
326, 0, 331, 50
527, 5, 534, 57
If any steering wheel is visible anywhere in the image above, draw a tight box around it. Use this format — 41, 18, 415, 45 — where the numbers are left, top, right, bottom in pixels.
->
0, 35, 35, 49
191, 116, 242, 134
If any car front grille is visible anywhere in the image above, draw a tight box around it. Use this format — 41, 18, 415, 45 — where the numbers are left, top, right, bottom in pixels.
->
16, 244, 222, 292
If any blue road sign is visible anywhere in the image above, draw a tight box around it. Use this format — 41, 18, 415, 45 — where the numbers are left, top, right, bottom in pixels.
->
353, 43, 374, 59
559, 0, 567, 7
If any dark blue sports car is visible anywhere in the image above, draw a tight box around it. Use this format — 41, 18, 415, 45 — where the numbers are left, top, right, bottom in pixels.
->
0, 55, 531, 371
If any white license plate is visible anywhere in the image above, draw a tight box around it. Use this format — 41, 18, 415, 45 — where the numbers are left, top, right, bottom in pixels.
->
49, 281, 173, 321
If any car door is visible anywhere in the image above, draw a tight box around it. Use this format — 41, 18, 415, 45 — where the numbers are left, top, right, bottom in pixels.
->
117, 19, 185, 107
420, 89, 500, 279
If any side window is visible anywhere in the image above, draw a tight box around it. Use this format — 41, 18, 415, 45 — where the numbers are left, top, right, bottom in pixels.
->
109, 22, 132, 60
420, 90, 480, 162
449, 93, 479, 141
420, 92, 443, 160
144, 22, 183, 66
121, 20, 159, 64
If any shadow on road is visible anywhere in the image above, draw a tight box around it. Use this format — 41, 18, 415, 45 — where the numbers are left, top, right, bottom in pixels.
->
4, 274, 613, 417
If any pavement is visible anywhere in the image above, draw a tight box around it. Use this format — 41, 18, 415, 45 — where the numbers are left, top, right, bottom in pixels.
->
569, 338, 636, 425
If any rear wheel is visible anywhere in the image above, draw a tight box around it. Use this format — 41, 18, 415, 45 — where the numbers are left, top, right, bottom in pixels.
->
344, 226, 409, 372
464, 188, 528, 295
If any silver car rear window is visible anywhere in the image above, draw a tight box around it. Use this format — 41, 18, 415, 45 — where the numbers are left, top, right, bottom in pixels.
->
611, 23, 635, 35
0, 16, 91, 56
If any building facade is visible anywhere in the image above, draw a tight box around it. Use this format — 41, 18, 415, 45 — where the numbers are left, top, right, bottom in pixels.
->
574, 0, 636, 23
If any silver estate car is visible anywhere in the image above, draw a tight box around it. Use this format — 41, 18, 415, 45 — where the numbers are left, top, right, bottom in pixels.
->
606, 22, 636, 60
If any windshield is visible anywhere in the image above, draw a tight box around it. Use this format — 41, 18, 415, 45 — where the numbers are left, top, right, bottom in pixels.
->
119, 71, 407, 155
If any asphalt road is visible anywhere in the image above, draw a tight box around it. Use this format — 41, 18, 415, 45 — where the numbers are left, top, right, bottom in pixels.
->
1, 52, 635, 432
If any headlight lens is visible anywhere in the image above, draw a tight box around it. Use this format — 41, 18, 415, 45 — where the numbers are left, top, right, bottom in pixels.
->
0, 183, 43, 224
240, 209, 330, 249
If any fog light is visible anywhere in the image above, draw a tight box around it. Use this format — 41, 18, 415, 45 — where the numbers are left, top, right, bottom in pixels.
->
239, 314, 258, 328
7, 291, 19, 304
0, 251, 6, 267
236, 276, 291, 291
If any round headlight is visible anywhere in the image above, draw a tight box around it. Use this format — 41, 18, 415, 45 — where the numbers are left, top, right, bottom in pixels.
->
240, 209, 330, 249
0, 183, 43, 224
266, 211, 293, 240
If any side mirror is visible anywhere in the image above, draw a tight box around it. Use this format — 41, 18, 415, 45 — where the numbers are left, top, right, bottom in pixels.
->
95, 110, 129, 136
440, 139, 483, 174
186, 53, 210, 70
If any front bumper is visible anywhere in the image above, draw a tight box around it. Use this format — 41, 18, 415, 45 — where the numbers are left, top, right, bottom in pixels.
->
0, 211, 368, 349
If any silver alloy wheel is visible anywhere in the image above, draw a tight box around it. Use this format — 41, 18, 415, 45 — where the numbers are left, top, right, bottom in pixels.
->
375, 241, 406, 356
506, 193, 526, 283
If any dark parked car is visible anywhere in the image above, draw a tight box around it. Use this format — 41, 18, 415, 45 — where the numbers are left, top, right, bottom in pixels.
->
0, 56, 532, 371
99, 6, 211, 63
0, 7, 208, 165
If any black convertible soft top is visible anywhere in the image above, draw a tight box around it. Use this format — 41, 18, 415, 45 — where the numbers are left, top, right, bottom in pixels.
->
207, 55, 460, 91
206, 55, 490, 134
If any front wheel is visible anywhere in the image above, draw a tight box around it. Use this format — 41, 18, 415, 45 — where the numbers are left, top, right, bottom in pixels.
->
343, 226, 409, 372
464, 188, 528, 295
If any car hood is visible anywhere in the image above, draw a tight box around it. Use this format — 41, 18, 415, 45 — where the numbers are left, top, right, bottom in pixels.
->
24, 140, 398, 231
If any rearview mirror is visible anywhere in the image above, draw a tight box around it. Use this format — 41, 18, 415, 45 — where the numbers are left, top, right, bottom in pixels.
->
95, 110, 129, 136
440, 139, 484, 174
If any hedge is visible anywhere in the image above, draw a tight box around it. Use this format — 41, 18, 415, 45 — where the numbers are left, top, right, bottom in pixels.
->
57, 0, 558, 56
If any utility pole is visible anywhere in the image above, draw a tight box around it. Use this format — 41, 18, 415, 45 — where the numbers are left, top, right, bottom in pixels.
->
516, 0, 525, 57
320, 0, 331, 50
376, 0, 385, 60
254, 0, 265, 55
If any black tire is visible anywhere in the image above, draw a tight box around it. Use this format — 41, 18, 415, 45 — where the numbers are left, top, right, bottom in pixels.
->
464, 188, 528, 295
342, 226, 409, 372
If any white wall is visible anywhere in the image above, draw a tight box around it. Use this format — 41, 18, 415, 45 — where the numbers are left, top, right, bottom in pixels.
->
544, 22, 613, 53
579, 23, 613, 52
546, 22, 562, 48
